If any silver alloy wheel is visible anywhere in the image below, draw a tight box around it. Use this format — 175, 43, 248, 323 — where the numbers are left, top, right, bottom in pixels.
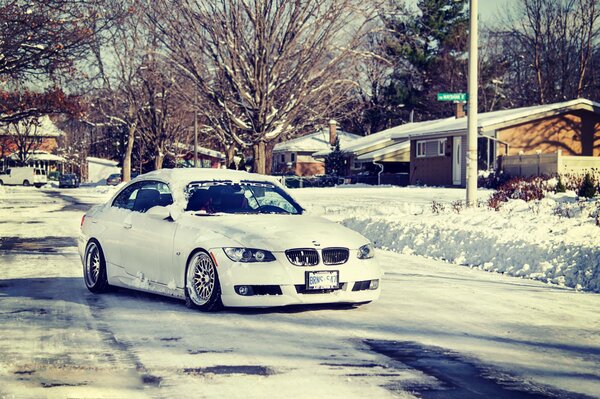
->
187, 252, 215, 306
85, 242, 101, 287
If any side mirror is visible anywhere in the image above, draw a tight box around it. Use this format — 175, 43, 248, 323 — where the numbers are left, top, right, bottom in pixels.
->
146, 205, 171, 220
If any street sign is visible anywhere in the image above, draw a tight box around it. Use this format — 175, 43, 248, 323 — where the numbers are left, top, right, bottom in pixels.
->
437, 93, 468, 102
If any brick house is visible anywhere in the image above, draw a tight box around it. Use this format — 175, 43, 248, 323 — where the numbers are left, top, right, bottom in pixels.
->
272, 120, 361, 176
389, 98, 600, 187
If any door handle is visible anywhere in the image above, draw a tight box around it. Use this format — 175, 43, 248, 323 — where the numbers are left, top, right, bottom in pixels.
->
123, 223, 132, 229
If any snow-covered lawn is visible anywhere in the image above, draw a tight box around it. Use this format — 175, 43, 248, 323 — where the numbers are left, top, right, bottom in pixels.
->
293, 186, 600, 292
1, 185, 599, 398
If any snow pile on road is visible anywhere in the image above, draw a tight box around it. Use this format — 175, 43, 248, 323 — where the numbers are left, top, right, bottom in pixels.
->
294, 187, 600, 292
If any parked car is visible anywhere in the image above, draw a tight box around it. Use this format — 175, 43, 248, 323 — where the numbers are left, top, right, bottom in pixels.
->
48, 171, 61, 181
59, 173, 80, 188
80, 169, 381, 311
106, 173, 122, 186
0, 167, 47, 188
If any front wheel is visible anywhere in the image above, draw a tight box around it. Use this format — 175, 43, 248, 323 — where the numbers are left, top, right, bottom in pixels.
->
23, 180, 30, 186
84, 240, 110, 293
185, 251, 222, 311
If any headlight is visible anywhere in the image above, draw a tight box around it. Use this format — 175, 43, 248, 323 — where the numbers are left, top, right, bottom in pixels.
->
357, 243, 375, 259
223, 248, 276, 263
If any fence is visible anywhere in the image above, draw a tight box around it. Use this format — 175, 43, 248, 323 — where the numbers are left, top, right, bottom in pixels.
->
499, 151, 600, 177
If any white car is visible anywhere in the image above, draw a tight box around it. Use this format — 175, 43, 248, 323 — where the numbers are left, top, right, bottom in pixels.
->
79, 169, 381, 311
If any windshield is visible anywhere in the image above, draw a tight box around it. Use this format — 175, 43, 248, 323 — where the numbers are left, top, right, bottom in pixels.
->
185, 180, 303, 215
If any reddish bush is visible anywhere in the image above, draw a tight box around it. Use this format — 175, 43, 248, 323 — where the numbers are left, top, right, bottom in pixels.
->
488, 176, 551, 210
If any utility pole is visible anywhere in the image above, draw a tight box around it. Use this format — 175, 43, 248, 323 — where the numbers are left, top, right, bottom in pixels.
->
194, 95, 198, 168
466, 0, 478, 207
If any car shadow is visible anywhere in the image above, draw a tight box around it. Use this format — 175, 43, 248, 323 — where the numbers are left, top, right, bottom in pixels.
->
0, 276, 359, 315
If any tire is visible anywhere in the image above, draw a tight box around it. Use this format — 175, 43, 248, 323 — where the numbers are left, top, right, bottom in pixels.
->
23, 180, 30, 186
83, 240, 110, 293
185, 251, 222, 311
0, 180, 3, 186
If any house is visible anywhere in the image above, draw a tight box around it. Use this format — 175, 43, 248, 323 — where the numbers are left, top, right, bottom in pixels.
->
176, 143, 225, 169
391, 98, 600, 187
314, 119, 448, 185
272, 120, 361, 176
0, 115, 64, 172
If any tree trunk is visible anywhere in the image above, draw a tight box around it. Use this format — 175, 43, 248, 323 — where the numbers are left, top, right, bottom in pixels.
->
252, 140, 266, 174
154, 151, 164, 170
226, 144, 236, 168
122, 123, 136, 182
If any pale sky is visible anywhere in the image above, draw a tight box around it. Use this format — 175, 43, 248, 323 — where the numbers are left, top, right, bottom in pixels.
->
479, 0, 517, 23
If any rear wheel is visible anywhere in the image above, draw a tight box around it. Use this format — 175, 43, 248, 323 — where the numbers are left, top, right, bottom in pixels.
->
23, 180, 30, 186
84, 240, 110, 293
185, 251, 222, 311
0, 180, 3, 185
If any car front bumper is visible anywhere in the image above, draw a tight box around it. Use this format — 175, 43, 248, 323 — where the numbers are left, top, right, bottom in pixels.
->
210, 249, 382, 307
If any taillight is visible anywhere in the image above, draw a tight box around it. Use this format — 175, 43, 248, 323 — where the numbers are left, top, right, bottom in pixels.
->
81, 214, 86, 228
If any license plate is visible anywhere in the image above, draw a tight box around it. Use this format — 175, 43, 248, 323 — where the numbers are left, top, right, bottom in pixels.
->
306, 271, 339, 290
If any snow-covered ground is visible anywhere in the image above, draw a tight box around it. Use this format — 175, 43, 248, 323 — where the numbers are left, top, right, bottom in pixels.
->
293, 186, 600, 292
1, 185, 599, 398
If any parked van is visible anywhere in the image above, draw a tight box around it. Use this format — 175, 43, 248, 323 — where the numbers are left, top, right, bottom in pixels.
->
0, 167, 48, 188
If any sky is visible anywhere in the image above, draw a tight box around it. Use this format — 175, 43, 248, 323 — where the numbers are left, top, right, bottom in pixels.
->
479, 0, 518, 23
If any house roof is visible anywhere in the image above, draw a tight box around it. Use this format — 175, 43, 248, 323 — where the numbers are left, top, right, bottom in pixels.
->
356, 141, 410, 162
10, 150, 65, 162
87, 156, 119, 166
0, 115, 65, 137
273, 129, 361, 154
314, 119, 445, 158
392, 98, 600, 140
174, 143, 225, 159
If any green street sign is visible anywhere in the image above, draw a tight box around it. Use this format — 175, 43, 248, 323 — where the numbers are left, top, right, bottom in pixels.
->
437, 92, 468, 102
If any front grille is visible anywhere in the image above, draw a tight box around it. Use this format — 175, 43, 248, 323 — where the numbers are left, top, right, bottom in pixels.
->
285, 248, 319, 266
322, 247, 349, 265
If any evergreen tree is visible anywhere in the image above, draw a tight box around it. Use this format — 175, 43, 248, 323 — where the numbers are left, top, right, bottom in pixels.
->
578, 173, 597, 199
555, 176, 566, 193
325, 138, 345, 177
382, 0, 468, 121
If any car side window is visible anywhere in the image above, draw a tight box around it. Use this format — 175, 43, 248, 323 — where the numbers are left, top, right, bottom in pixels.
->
112, 183, 142, 211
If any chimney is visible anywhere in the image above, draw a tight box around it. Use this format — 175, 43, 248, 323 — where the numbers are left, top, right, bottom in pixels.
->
455, 102, 466, 119
328, 119, 337, 146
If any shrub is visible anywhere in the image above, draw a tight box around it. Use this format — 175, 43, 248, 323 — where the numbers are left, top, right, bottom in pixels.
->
578, 173, 597, 199
555, 176, 566, 193
487, 176, 551, 210
478, 171, 511, 189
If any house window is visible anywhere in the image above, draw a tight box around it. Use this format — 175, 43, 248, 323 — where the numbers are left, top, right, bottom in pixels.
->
416, 141, 426, 157
352, 160, 363, 170
280, 154, 285, 163
291, 153, 296, 162
417, 139, 447, 158
438, 139, 447, 156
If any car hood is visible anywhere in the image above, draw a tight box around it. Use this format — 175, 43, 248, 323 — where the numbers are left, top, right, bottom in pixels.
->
180, 213, 369, 251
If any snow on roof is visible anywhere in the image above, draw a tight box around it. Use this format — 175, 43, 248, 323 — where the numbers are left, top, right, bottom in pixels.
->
86, 157, 119, 166
0, 115, 65, 137
9, 150, 65, 162
393, 98, 600, 140
356, 141, 410, 162
174, 142, 225, 159
273, 129, 361, 153
314, 119, 444, 157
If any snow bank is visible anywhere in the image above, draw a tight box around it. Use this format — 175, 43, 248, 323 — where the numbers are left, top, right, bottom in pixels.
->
295, 188, 600, 292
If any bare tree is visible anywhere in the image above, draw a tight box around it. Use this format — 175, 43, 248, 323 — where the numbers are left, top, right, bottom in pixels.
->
490, 0, 600, 106
149, 0, 378, 174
